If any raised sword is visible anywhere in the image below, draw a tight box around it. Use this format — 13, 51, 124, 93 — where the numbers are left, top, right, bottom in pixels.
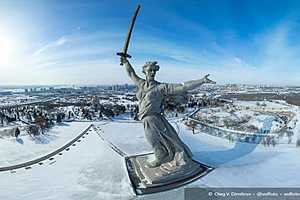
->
116, 4, 141, 65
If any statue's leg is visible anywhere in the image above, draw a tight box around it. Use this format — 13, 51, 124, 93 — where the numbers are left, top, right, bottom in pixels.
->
146, 143, 168, 168
143, 116, 168, 168
145, 132, 168, 167
161, 116, 193, 159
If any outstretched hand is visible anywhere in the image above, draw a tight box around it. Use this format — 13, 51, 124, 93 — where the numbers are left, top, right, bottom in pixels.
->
203, 74, 216, 84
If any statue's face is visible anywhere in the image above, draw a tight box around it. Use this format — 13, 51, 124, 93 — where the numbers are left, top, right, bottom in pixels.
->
144, 65, 157, 81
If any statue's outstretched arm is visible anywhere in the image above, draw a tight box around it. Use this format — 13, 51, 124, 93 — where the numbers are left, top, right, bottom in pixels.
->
120, 57, 143, 85
162, 74, 216, 94
182, 74, 216, 91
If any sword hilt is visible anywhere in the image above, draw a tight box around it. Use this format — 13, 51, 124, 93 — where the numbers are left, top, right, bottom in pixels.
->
117, 52, 132, 66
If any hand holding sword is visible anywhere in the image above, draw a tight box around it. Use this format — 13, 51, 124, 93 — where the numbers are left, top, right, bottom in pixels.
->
116, 4, 216, 87
120, 56, 129, 65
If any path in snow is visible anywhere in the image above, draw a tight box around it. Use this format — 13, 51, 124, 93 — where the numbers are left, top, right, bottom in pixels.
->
0, 124, 134, 200
0, 122, 97, 166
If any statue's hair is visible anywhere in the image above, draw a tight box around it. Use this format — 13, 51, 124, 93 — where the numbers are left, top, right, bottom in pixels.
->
142, 61, 160, 74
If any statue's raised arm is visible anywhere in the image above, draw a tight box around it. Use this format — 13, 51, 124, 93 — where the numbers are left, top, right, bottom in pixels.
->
120, 56, 143, 86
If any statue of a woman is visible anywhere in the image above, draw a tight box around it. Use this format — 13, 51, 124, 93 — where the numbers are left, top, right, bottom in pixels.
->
121, 57, 216, 168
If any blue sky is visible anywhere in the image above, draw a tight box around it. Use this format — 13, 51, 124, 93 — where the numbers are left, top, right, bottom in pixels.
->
0, 0, 300, 85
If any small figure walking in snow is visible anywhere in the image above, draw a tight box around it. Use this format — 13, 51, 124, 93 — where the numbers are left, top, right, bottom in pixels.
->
15, 127, 20, 138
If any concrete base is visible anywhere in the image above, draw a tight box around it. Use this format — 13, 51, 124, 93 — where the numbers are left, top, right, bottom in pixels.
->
126, 153, 213, 195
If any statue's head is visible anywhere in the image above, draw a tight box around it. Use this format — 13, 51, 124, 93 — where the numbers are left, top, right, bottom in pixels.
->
142, 61, 160, 81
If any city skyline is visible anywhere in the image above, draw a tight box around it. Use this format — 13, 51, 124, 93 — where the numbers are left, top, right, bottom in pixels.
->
1, 0, 300, 85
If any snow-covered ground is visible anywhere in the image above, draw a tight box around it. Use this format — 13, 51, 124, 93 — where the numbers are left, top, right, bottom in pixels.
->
0, 122, 93, 166
1, 118, 300, 200
97, 120, 300, 186
233, 100, 291, 110
0, 94, 51, 108
0, 122, 133, 200
195, 100, 296, 137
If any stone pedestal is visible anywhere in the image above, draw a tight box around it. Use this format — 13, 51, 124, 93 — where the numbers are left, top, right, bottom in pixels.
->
126, 153, 213, 195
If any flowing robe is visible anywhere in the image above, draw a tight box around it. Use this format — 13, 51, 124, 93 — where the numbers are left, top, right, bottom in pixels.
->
136, 80, 192, 165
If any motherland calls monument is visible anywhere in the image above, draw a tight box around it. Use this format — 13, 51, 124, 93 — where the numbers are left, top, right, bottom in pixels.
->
117, 5, 215, 194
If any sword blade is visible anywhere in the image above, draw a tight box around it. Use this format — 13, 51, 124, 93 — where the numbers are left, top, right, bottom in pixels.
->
117, 4, 141, 62
122, 4, 141, 56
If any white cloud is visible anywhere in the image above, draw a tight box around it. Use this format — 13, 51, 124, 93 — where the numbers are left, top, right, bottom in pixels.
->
2, 19, 300, 86
33, 36, 67, 56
